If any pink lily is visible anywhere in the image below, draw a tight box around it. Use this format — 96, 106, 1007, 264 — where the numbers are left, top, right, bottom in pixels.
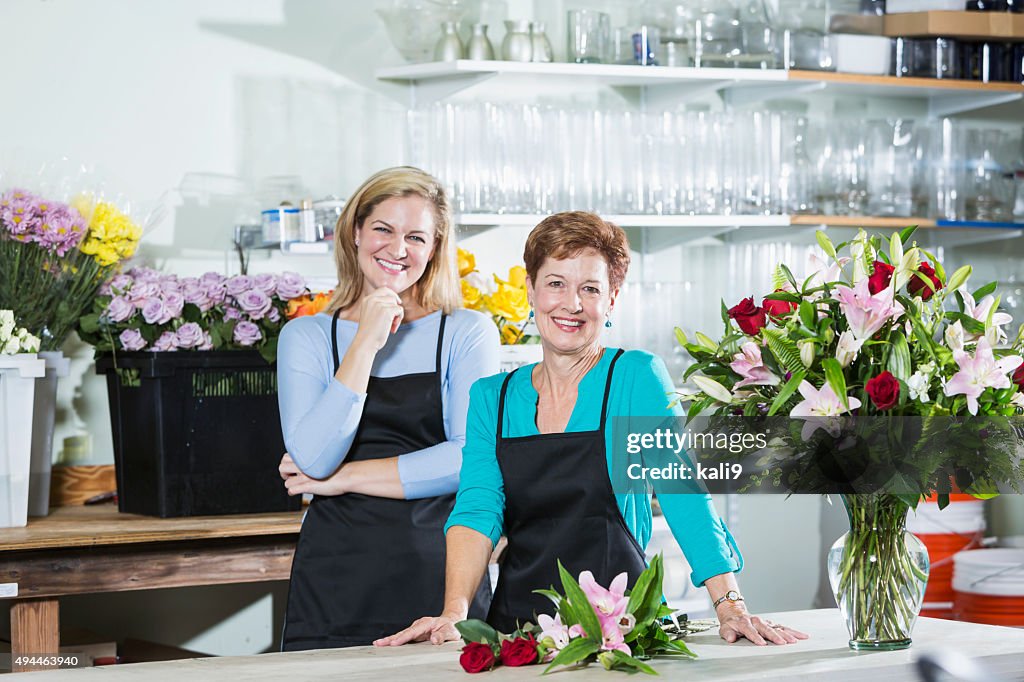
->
790, 380, 862, 440
599, 617, 631, 655
962, 291, 1013, 344
832, 278, 905, 340
943, 337, 1023, 415
537, 613, 570, 662
730, 342, 781, 389
579, 571, 629, 623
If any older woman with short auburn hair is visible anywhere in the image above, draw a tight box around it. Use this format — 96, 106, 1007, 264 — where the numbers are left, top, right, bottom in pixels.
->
377, 211, 809, 648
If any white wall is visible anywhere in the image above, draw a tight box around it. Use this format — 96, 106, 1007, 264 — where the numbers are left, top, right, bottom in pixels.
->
3, 0, 1023, 655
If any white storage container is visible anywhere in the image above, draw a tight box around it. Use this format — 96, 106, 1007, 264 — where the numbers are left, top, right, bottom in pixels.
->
1, 353, 46, 528
886, 0, 966, 12
834, 34, 893, 75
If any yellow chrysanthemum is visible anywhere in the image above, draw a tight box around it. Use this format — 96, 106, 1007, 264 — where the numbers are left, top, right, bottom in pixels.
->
72, 195, 142, 267
500, 324, 524, 345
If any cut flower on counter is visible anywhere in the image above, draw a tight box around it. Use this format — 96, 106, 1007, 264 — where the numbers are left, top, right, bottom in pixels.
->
455, 555, 694, 675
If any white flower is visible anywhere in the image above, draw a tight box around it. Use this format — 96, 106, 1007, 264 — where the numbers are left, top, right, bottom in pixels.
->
907, 372, 931, 403
835, 331, 865, 369
945, 321, 966, 354
962, 290, 1013, 344
1011, 392, 1024, 410
0, 310, 14, 340
799, 339, 815, 368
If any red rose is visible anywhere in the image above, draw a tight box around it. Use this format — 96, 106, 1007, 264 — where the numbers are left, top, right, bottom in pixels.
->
728, 297, 767, 336
1013, 361, 1024, 392
866, 371, 900, 411
867, 261, 895, 295
499, 634, 538, 667
762, 289, 798, 322
460, 642, 497, 673
907, 262, 943, 301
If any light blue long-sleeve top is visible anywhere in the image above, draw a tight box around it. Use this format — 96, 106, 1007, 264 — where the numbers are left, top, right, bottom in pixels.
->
445, 348, 744, 587
276, 308, 500, 498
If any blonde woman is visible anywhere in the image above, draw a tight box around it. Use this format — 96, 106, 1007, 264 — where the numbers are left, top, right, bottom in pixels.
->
276, 167, 499, 650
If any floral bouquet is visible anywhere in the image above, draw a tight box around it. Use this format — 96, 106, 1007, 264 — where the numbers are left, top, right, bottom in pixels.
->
77, 267, 310, 365
455, 555, 695, 675
0, 310, 41, 355
458, 247, 536, 345
673, 227, 1024, 649
0, 188, 143, 349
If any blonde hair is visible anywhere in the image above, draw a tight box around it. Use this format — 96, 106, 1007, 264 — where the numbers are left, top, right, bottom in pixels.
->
326, 166, 461, 315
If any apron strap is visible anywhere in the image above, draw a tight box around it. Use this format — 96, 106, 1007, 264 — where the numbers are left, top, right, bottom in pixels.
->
435, 313, 448, 374
598, 349, 626, 432
495, 368, 516, 444
331, 308, 342, 374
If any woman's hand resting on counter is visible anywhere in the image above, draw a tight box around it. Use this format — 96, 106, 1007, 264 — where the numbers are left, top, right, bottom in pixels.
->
278, 453, 348, 497
716, 601, 809, 646
373, 612, 464, 646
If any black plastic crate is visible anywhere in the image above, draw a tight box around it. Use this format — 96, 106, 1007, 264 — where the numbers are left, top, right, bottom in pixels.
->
96, 351, 301, 517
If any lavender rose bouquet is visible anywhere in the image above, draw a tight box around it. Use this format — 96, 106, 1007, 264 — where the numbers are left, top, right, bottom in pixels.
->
78, 267, 309, 364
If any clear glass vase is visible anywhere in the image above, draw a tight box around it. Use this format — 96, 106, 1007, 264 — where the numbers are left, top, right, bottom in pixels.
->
827, 494, 930, 651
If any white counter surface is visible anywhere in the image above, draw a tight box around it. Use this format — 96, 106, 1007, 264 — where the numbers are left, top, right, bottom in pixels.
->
20, 609, 1024, 681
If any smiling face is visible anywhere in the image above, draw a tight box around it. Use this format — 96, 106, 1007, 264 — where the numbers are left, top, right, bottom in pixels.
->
528, 249, 618, 355
355, 195, 437, 298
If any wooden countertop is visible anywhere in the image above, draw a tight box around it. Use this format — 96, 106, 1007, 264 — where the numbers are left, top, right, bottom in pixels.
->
16, 609, 1024, 680
0, 505, 304, 552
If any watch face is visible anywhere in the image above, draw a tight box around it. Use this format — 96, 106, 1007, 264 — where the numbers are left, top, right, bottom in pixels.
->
727, 590, 740, 600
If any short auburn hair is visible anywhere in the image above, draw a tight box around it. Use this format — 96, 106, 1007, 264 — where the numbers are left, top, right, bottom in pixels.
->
523, 212, 631, 290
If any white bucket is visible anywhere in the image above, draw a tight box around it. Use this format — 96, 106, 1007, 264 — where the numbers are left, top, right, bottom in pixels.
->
953, 549, 1024, 597
907, 500, 986, 535
0, 353, 46, 528
28, 351, 71, 516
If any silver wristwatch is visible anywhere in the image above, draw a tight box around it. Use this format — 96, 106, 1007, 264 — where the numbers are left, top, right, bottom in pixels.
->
712, 590, 744, 610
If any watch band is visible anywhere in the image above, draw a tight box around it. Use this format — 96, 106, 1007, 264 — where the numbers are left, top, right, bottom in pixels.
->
712, 591, 744, 610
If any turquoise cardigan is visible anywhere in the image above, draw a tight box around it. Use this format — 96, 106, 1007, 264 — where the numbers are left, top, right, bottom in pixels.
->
445, 348, 743, 587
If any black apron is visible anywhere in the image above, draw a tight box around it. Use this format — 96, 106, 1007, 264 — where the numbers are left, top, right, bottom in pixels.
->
487, 349, 648, 633
282, 310, 490, 650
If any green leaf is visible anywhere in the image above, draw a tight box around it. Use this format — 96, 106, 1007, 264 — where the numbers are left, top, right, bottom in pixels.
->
822, 358, 849, 411
887, 333, 912, 382
78, 313, 101, 334
768, 369, 806, 416
972, 281, 997, 301
543, 637, 600, 674
626, 555, 664, 626
764, 292, 802, 304
921, 248, 945, 284
455, 619, 500, 646
944, 312, 986, 336
657, 638, 698, 658
762, 328, 804, 375
946, 265, 972, 294
687, 396, 714, 419
771, 265, 789, 291
908, 315, 938, 363
898, 225, 918, 245
674, 327, 688, 348
558, 561, 603, 648
815, 230, 837, 259
798, 301, 816, 331
607, 650, 658, 675
779, 264, 800, 292
182, 303, 202, 323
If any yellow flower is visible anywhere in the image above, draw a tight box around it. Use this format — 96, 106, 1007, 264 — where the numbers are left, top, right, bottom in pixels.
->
71, 195, 143, 268
494, 265, 528, 290
457, 247, 476, 278
484, 283, 530, 323
461, 279, 483, 310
